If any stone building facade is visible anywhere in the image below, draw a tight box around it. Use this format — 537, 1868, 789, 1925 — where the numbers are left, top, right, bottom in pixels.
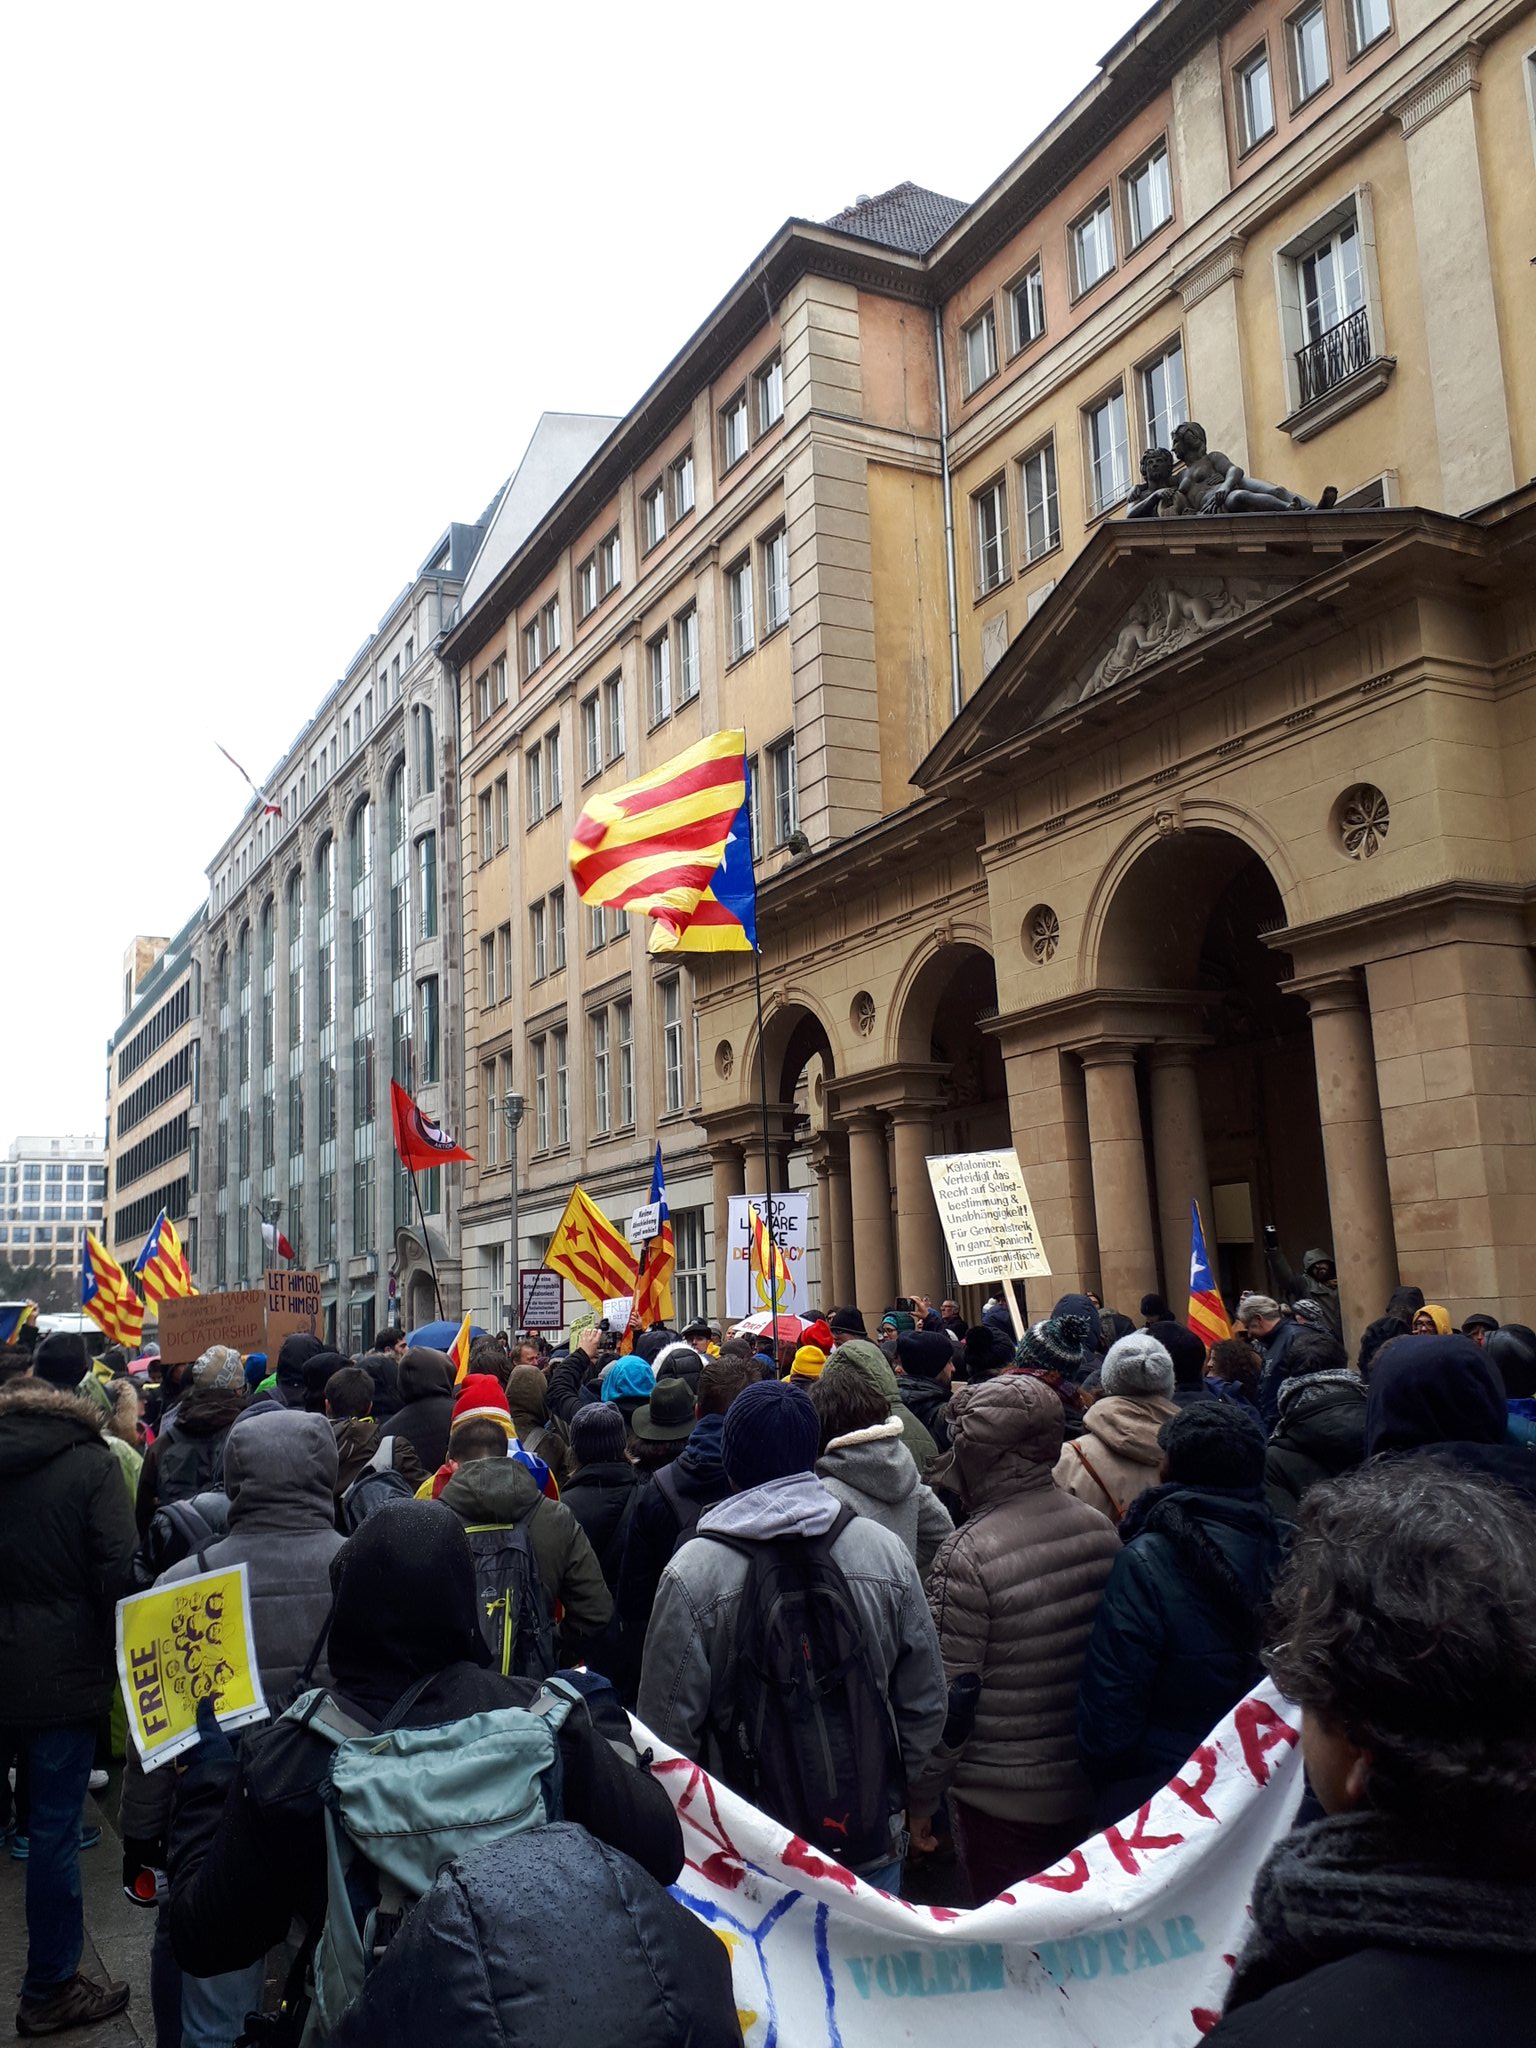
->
192, 516, 489, 1345
105, 914, 203, 1273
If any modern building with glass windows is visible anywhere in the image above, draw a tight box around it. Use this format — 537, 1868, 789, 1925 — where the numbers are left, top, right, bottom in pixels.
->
104, 916, 203, 1275
1, 1134, 107, 1282
192, 512, 492, 1345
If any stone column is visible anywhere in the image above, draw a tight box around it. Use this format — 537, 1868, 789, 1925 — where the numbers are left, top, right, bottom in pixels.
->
888, 1101, 946, 1301
824, 1135, 855, 1310
1148, 1044, 1214, 1311
846, 1110, 895, 1324
1077, 1043, 1159, 1315
996, 1033, 1097, 1312
707, 1139, 745, 1324
1302, 972, 1400, 1352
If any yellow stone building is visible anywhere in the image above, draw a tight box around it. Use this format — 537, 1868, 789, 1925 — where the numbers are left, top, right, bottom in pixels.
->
448, 0, 1536, 1346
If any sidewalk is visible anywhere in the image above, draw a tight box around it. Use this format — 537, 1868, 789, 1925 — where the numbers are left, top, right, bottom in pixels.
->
0, 1765, 152, 2045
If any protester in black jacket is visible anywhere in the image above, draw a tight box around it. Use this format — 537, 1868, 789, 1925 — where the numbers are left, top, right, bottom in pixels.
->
1264, 1371, 1366, 1523
167, 1501, 682, 1981
1205, 1458, 1536, 2046
328, 1825, 741, 2048
1364, 1332, 1536, 1505
545, 1325, 605, 1427
561, 1404, 645, 1590
894, 1330, 957, 1453
135, 1363, 247, 1535
375, 1348, 455, 1473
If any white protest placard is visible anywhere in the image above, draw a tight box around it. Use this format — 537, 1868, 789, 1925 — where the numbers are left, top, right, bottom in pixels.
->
725, 1193, 810, 1320
640, 1680, 1302, 2046
519, 1269, 564, 1330
627, 1202, 662, 1246
601, 1294, 635, 1332
927, 1148, 1052, 1285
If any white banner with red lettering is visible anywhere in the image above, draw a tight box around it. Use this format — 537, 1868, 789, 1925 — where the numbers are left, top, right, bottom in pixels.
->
636, 1682, 1302, 2047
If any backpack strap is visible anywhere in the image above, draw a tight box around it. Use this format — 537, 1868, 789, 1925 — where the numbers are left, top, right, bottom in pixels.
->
652, 1462, 685, 1522
1068, 1441, 1123, 1524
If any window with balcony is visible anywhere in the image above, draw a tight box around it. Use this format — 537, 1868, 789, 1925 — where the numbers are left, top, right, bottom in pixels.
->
973, 476, 1010, 594
721, 391, 749, 470
1019, 440, 1060, 562
1235, 43, 1276, 151
1288, 2, 1330, 103
762, 524, 789, 636
962, 306, 998, 395
1070, 195, 1116, 294
727, 556, 754, 661
676, 603, 700, 703
1123, 141, 1172, 249
1140, 339, 1188, 451
1009, 261, 1045, 353
1296, 216, 1369, 405
1086, 386, 1132, 513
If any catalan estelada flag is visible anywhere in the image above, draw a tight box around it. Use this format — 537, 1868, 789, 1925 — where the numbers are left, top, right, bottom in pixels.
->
648, 787, 758, 955
749, 1203, 790, 1317
1188, 1201, 1231, 1349
570, 731, 747, 948
448, 1312, 474, 1388
545, 1186, 637, 1313
0, 1302, 36, 1349
81, 1232, 144, 1350
134, 1210, 196, 1307
633, 1145, 675, 1329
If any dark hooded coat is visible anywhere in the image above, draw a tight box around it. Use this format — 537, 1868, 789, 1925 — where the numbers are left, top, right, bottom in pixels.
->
377, 1348, 456, 1473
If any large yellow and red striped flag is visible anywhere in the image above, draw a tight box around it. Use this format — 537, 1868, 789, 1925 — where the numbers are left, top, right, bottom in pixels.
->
749, 1203, 791, 1316
80, 1231, 144, 1350
569, 731, 747, 949
545, 1186, 636, 1313
448, 1311, 473, 1387
1187, 1201, 1232, 1349
134, 1210, 196, 1307
633, 1146, 674, 1329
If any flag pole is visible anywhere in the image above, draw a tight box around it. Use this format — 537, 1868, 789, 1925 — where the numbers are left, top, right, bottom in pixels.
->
409, 1163, 445, 1322
751, 942, 780, 1334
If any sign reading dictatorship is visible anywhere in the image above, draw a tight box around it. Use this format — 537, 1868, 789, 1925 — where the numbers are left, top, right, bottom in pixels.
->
926, 1149, 1053, 1285
157, 1289, 267, 1364
725, 1193, 810, 1319
115, 1564, 269, 1771
640, 1681, 1303, 2047
519, 1269, 565, 1330
265, 1268, 322, 1328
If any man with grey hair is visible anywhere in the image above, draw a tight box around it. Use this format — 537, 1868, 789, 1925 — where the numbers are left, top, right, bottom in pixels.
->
1237, 1294, 1302, 1429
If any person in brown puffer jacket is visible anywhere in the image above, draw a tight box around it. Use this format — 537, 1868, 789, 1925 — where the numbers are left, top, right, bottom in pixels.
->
1054, 1331, 1178, 1524
911, 1375, 1120, 1904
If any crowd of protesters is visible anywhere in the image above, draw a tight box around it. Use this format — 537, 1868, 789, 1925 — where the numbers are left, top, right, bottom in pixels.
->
1, 1231, 1533, 2044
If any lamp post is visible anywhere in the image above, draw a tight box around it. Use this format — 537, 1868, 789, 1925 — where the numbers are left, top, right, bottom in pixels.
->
502, 1091, 525, 1337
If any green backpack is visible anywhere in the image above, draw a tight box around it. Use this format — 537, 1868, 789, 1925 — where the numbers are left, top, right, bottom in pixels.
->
281, 1674, 579, 2041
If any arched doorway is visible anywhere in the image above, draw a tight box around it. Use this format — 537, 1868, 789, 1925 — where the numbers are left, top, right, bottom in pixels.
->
1095, 828, 1328, 1307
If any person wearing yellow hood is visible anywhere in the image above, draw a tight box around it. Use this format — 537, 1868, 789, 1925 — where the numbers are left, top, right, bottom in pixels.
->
828, 1339, 938, 1474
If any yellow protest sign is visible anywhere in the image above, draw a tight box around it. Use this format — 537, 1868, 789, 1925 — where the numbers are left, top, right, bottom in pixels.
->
114, 1564, 269, 1771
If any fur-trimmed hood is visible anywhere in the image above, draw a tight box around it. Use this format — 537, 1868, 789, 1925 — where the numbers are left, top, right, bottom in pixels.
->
0, 1376, 110, 1481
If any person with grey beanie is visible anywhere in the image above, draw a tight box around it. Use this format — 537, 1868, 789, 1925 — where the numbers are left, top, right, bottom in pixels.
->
1053, 1331, 1177, 1523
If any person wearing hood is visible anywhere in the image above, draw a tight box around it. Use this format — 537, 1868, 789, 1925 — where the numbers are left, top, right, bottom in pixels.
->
504, 1364, 572, 1490
637, 1378, 944, 1892
135, 1344, 249, 1535
600, 1355, 656, 1429
832, 1338, 938, 1475
376, 1346, 456, 1473
1409, 1303, 1453, 1337
299, 1350, 349, 1414
561, 1404, 645, 1589
1009, 1314, 1093, 1428
909, 1376, 1120, 1903
1264, 1367, 1367, 1523
0, 1352, 138, 2036
1203, 1460, 1536, 2047
893, 1329, 957, 1453
165, 1502, 685, 1984
1487, 1324, 1536, 1449
1055, 1332, 1178, 1523
1364, 1333, 1536, 1503
811, 1359, 953, 1574
648, 1336, 704, 1397
326, 1824, 742, 2048
1262, 1235, 1342, 1339
1077, 1402, 1283, 1828
612, 1352, 754, 1703
1149, 1321, 1216, 1408
244, 1330, 325, 1417
32, 1336, 143, 1505
121, 1409, 346, 2047
962, 1322, 1016, 1384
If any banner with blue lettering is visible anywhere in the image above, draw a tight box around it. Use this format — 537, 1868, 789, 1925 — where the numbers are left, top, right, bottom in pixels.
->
636, 1681, 1303, 2046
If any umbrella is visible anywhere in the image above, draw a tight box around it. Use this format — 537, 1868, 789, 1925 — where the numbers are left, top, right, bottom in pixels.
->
732, 1312, 807, 1342
406, 1319, 488, 1351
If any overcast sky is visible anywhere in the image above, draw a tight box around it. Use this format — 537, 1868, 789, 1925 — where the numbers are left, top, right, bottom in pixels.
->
1, 0, 1146, 1148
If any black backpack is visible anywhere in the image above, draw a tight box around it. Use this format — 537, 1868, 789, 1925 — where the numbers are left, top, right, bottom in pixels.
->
338, 1464, 417, 1533
132, 1493, 230, 1589
652, 1463, 708, 1556
710, 1504, 904, 1869
463, 1518, 557, 1681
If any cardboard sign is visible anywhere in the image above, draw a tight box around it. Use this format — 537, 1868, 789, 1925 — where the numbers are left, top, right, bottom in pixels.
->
116, 1564, 269, 1771
725, 1193, 810, 1319
265, 1311, 319, 1357
642, 1680, 1303, 2047
927, 1149, 1053, 1285
265, 1269, 322, 1325
157, 1289, 266, 1364
520, 1269, 565, 1330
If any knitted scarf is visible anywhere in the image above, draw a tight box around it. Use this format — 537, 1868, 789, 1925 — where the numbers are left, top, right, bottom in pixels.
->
1227, 1812, 1536, 2015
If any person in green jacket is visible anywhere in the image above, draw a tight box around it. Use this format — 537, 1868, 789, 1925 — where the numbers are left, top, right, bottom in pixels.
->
826, 1338, 938, 1476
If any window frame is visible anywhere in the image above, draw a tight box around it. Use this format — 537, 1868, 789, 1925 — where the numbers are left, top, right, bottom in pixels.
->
661, 978, 685, 1115
676, 602, 700, 704
477, 789, 494, 865
550, 886, 566, 971
545, 725, 562, 809
720, 389, 749, 472
597, 531, 621, 599
552, 1026, 569, 1146
726, 554, 755, 663
602, 672, 625, 762
522, 620, 541, 678
1018, 437, 1061, 565
1084, 382, 1133, 516
1138, 336, 1188, 453
767, 730, 799, 847
972, 474, 1011, 596
761, 522, 790, 637
581, 692, 601, 781
524, 747, 542, 827
1007, 259, 1046, 356
641, 478, 667, 553
592, 1007, 611, 1135
647, 629, 672, 727
529, 900, 547, 983
576, 553, 599, 620
961, 305, 999, 396
755, 351, 784, 434
1121, 138, 1174, 252
1234, 38, 1277, 153
616, 998, 634, 1128
1069, 192, 1117, 299
542, 596, 560, 657
670, 448, 695, 520
1286, 1, 1331, 107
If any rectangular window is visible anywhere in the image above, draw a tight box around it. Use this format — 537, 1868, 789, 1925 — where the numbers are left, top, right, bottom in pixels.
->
727, 557, 754, 661
973, 476, 1010, 593
642, 480, 666, 551
648, 631, 672, 725
553, 1027, 569, 1145
523, 621, 541, 676
1348, 0, 1391, 52
530, 900, 547, 981
592, 1010, 611, 1134
481, 935, 497, 1008
1141, 340, 1188, 451
613, 905, 629, 939
582, 692, 601, 779
721, 390, 749, 470
543, 597, 560, 656
603, 673, 625, 761
525, 748, 542, 825
419, 977, 440, 1085
545, 726, 562, 808
762, 525, 789, 636
1020, 441, 1060, 562
1071, 195, 1117, 294
477, 790, 493, 861
491, 655, 508, 707
1300, 219, 1364, 343
1087, 387, 1132, 513
532, 1037, 549, 1151
747, 752, 762, 859
963, 306, 998, 394
498, 922, 513, 1004
661, 980, 684, 1114
588, 901, 607, 951
755, 352, 784, 432
576, 553, 599, 618
1236, 44, 1276, 150
671, 448, 695, 518
550, 886, 566, 970
769, 730, 798, 845
672, 1207, 707, 1326
616, 999, 634, 1127
1289, 3, 1330, 102
1009, 261, 1045, 352
416, 833, 438, 939
475, 672, 491, 725
1123, 141, 1173, 249
676, 603, 700, 702
598, 530, 621, 596
495, 773, 510, 849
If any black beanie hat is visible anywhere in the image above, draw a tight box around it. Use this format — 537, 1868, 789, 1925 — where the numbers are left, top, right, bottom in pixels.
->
33, 1330, 89, 1391
828, 1306, 868, 1340
1148, 1319, 1208, 1389
1159, 1401, 1267, 1493
896, 1330, 955, 1380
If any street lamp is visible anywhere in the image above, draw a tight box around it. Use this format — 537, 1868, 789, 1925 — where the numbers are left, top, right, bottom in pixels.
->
502, 1092, 525, 1336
